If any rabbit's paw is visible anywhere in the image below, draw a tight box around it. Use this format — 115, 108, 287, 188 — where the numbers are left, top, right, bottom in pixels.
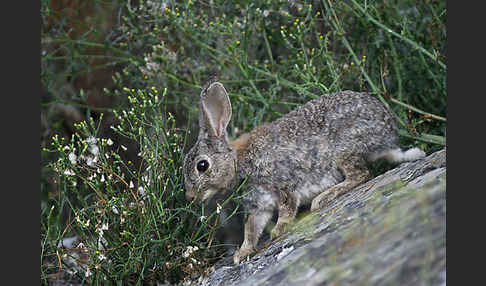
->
233, 247, 254, 264
271, 222, 288, 240
310, 190, 338, 212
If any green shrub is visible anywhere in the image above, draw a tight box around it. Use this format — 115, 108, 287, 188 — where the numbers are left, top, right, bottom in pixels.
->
41, 87, 244, 284
41, 0, 445, 284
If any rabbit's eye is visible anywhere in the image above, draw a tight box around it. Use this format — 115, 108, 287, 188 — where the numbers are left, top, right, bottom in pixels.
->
196, 160, 209, 172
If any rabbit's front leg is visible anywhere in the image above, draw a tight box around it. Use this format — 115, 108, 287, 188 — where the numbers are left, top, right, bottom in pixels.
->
311, 153, 371, 211
271, 191, 298, 239
233, 210, 273, 264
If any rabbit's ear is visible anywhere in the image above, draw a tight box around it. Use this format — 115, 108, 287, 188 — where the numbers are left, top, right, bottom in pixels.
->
200, 82, 232, 138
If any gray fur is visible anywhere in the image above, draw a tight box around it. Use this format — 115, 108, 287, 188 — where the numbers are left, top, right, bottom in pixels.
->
183, 82, 425, 264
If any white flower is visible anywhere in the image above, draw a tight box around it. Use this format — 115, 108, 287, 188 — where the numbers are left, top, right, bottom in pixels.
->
101, 222, 109, 231
263, 10, 270, 17
86, 137, 97, 145
199, 216, 206, 222
85, 267, 92, 278
63, 169, 75, 176
183, 246, 198, 258
111, 206, 119, 215
106, 138, 114, 146
57, 235, 78, 248
216, 203, 222, 214
98, 253, 107, 261
129, 181, 135, 189
88, 173, 97, 181
100, 174, 105, 182
142, 175, 149, 183
90, 145, 100, 156
121, 145, 128, 151
138, 186, 146, 197
86, 156, 98, 167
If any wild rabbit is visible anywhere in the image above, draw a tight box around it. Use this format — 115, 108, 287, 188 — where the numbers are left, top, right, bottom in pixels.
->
183, 80, 425, 264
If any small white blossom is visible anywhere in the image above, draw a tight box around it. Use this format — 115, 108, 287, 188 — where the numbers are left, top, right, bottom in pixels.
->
129, 181, 135, 189
216, 203, 222, 214
199, 216, 206, 222
121, 145, 128, 151
86, 137, 97, 145
88, 173, 97, 181
106, 138, 114, 146
98, 253, 107, 261
90, 145, 100, 156
85, 267, 92, 278
111, 206, 119, 214
142, 175, 149, 183
100, 174, 105, 182
64, 169, 75, 176
101, 222, 109, 231
98, 236, 108, 250
182, 246, 199, 258
138, 186, 146, 197
86, 156, 95, 167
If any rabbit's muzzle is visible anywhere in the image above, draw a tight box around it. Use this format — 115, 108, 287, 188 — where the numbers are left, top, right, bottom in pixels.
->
185, 186, 220, 204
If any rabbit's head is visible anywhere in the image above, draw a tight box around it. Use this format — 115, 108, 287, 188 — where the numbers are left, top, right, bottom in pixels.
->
183, 82, 237, 203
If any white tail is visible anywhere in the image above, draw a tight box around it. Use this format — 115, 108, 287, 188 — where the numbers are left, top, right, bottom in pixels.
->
369, 147, 426, 163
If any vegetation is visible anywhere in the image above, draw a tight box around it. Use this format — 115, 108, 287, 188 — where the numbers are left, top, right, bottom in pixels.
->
41, 0, 446, 284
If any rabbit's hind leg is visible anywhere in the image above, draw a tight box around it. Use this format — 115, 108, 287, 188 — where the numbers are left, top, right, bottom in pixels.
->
271, 191, 299, 239
310, 153, 371, 211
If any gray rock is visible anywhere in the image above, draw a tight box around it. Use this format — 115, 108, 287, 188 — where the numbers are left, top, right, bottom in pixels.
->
196, 148, 446, 286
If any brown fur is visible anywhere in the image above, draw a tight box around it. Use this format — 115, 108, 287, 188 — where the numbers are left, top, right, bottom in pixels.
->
230, 132, 251, 158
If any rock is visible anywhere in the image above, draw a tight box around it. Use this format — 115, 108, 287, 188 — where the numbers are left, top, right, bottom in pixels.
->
196, 148, 446, 286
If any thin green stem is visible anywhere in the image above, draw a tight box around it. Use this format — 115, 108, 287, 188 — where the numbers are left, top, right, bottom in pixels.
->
349, 0, 445, 70
390, 98, 446, 122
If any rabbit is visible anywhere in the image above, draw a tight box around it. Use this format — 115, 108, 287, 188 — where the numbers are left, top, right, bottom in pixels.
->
183, 80, 426, 264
